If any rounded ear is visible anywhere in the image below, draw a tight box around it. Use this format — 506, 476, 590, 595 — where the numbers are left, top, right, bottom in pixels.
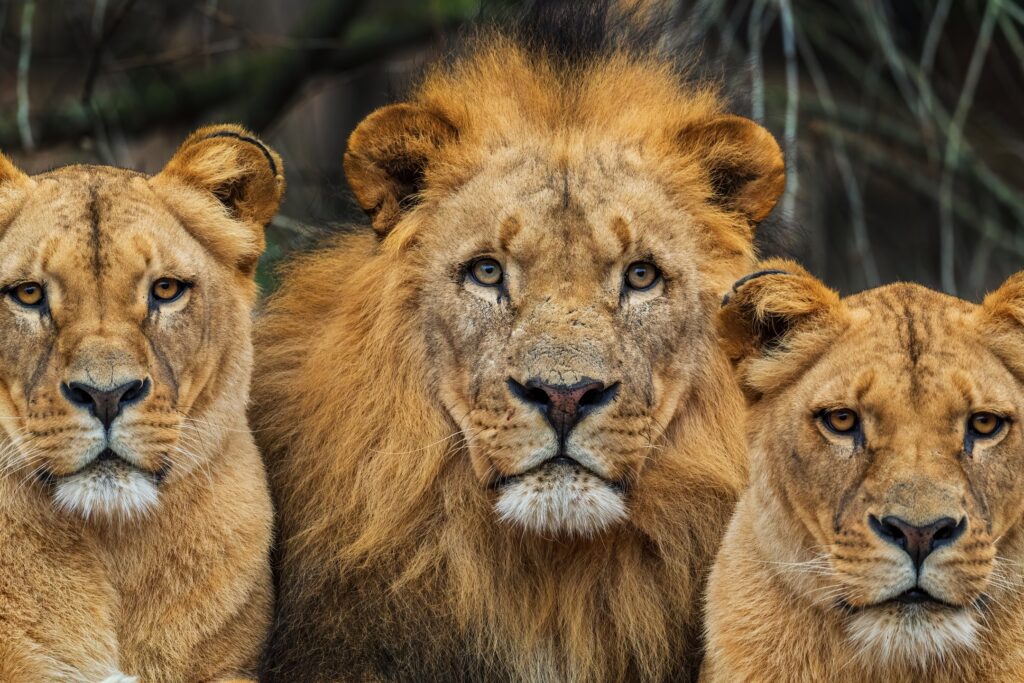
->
343, 103, 458, 236
718, 258, 846, 400
977, 271, 1024, 378
680, 115, 785, 224
0, 152, 33, 227
0, 152, 30, 188
151, 124, 285, 275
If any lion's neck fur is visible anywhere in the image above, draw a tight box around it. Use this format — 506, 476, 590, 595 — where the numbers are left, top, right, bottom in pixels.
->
257, 234, 747, 681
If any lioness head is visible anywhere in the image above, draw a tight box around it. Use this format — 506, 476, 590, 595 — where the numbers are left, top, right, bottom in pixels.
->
0, 125, 283, 522
343, 47, 784, 536
720, 260, 1024, 666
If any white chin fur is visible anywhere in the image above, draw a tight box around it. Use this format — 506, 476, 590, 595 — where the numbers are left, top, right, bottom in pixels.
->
53, 468, 159, 522
846, 606, 978, 668
494, 466, 626, 536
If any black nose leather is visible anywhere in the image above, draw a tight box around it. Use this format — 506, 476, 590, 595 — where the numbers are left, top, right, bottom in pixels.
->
869, 515, 966, 570
61, 379, 149, 429
507, 377, 618, 439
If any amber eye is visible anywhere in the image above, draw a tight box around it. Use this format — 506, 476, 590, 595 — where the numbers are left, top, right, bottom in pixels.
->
969, 412, 1004, 438
822, 408, 859, 434
10, 282, 44, 307
151, 278, 187, 303
469, 258, 503, 287
625, 261, 660, 291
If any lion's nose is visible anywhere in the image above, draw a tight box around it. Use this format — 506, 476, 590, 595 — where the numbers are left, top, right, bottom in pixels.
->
869, 514, 967, 570
61, 378, 150, 429
507, 377, 618, 439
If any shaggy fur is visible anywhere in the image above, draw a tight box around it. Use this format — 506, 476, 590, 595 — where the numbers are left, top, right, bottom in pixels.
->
702, 260, 1024, 682
254, 4, 784, 681
0, 125, 283, 681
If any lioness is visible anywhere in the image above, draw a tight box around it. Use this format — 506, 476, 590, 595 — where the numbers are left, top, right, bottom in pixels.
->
703, 260, 1024, 682
0, 125, 282, 681
253, 4, 784, 682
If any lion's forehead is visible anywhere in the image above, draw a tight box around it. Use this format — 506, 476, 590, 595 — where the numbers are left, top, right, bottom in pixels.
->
431, 145, 698, 272
2, 169, 203, 295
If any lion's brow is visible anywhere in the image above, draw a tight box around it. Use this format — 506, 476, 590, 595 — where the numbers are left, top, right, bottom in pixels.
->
499, 216, 522, 250
610, 217, 632, 255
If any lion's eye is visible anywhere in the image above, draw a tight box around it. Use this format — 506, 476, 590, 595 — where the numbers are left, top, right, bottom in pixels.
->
469, 258, 503, 287
10, 282, 44, 307
625, 262, 660, 291
822, 408, 859, 434
969, 412, 1004, 438
151, 278, 187, 303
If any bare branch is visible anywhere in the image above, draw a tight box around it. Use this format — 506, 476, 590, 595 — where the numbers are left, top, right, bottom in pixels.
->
939, 0, 1000, 294
16, 0, 35, 150
778, 0, 799, 222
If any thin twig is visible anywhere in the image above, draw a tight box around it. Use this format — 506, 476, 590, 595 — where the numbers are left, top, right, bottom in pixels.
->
795, 23, 880, 286
939, 0, 1001, 294
16, 0, 35, 150
81, 0, 141, 105
778, 0, 799, 221
747, 0, 769, 122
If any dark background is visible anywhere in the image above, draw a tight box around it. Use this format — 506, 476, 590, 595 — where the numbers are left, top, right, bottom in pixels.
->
1, 0, 1021, 299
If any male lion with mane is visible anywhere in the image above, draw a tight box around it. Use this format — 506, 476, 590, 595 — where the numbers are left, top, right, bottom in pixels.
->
703, 260, 1024, 682
0, 125, 282, 681
254, 4, 784, 681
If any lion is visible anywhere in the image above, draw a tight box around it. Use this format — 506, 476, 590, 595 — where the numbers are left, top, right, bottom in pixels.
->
0, 124, 283, 681
252, 4, 785, 681
702, 259, 1024, 682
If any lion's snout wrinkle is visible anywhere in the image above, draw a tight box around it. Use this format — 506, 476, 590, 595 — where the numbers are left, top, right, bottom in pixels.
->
507, 376, 617, 440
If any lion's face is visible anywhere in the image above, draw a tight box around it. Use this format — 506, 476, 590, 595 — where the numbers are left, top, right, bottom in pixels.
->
419, 146, 712, 535
722, 266, 1024, 667
0, 127, 283, 522
344, 63, 784, 537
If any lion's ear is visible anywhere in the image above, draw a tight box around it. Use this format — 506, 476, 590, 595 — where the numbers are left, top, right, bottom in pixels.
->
0, 153, 32, 223
680, 115, 785, 225
718, 258, 846, 400
0, 152, 29, 187
151, 124, 285, 275
344, 103, 458, 236
977, 271, 1024, 378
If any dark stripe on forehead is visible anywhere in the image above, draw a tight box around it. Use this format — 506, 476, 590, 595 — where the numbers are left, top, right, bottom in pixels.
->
88, 180, 102, 281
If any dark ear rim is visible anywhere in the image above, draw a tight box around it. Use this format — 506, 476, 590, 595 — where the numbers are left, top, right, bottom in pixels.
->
718, 259, 844, 366
722, 269, 791, 306
202, 130, 279, 178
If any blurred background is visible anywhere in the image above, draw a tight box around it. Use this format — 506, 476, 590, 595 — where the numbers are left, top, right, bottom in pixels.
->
0, 0, 1021, 298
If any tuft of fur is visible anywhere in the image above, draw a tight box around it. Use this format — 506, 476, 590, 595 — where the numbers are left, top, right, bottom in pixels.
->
52, 467, 160, 523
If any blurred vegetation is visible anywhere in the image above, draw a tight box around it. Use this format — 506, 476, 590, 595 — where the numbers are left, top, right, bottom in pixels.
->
1, 0, 1022, 298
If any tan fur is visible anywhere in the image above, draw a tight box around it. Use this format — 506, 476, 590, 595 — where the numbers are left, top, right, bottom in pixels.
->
0, 125, 284, 681
703, 259, 1024, 682
254, 27, 784, 682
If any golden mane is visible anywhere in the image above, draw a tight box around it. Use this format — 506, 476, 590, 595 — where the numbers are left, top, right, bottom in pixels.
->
255, 19, 770, 681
